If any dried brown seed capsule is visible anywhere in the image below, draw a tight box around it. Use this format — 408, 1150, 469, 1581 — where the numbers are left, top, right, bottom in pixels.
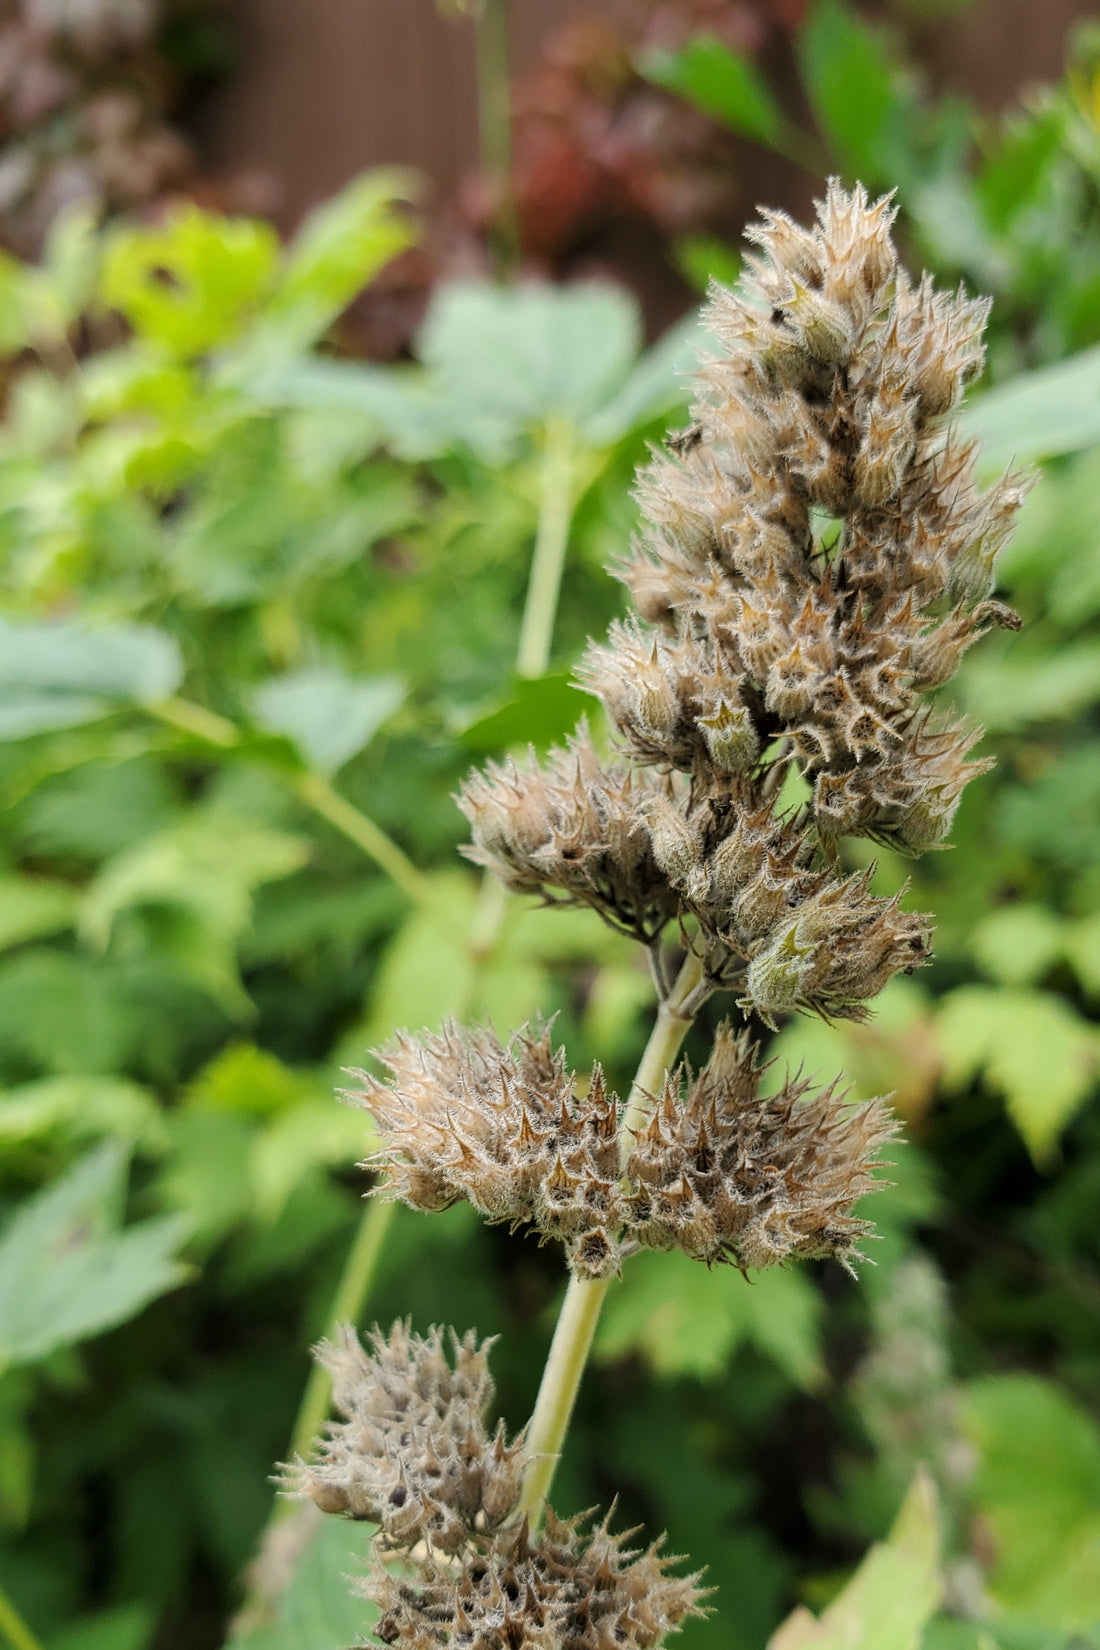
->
348, 1023, 628, 1278
624, 1022, 897, 1274
280, 1321, 524, 1553
368, 1506, 709, 1650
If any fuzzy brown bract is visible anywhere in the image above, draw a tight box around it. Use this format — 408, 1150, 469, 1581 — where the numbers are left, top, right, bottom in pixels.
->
281, 1322, 524, 1552
625, 1023, 897, 1273
368, 1508, 708, 1650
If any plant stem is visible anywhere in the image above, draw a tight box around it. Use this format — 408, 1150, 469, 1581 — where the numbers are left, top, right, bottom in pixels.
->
149, 699, 433, 911
474, 0, 519, 277
517, 950, 706, 1521
153, 693, 240, 748
515, 420, 577, 681
293, 771, 434, 911
286, 1198, 398, 1467
0, 1584, 43, 1650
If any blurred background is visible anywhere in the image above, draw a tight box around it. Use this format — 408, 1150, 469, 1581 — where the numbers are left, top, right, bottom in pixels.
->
1, 2, 1099, 1648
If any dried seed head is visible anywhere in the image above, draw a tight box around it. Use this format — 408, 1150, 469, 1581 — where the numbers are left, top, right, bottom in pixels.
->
742, 872, 933, 1027
369, 1507, 708, 1650
348, 1022, 629, 1278
458, 724, 680, 945
281, 1321, 524, 1552
624, 1023, 897, 1273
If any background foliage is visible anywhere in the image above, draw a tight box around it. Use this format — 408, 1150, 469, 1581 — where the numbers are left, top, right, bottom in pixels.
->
0, 5, 1099, 1648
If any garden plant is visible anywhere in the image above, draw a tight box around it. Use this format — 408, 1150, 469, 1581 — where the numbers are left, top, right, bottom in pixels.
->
0, 6, 1099, 1648
284, 178, 1027, 1644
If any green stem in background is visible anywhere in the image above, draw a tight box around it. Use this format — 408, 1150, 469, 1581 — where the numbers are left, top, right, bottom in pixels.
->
517, 950, 706, 1521
474, 0, 519, 277
286, 1198, 398, 1468
292, 771, 434, 911
0, 1584, 43, 1650
149, 699, 433, 911
516, 420, 578, 681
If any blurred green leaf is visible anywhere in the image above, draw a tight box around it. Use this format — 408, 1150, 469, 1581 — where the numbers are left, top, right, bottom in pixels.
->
457, 671, 582, 754
962, 1376, 1100, 1630
254, 170, 417, 355
640, 35, 787, 148
0, 875, 76, 951
797, 0, 904, 183
102, 208, 280, 359
417, 280, 641, 456
79, 814, 309, 1015
251, 668, 405, 776
230, 1507, 376, 1649
0, 1076, 165, 1151
0, 1142, 191, 1369
768, 1468, 941, 1649
48, 1603, 154, 1650
0, 618, 182, 740
596, 1248, 824, 1389
962, 345, 1100, 471
936, 986, 1099, 1163
970, 904, 1066, 986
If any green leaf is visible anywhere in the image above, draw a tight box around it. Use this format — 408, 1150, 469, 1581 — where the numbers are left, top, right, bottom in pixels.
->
251, 667, 405, 775
970, 904, 1066, 986
229, 1507, 376, 1648
768, 1468, 941, 1649
256, 169, 417, 354
102, 207, 280, 358
0, 875, 76, 951
0, 1142, 191, 1369
960, 639, 1100, 733
48, 1603, 154, 1650
418, 280, 642, 456
185, 1042, 308, 1118
352, 872, 478, 1051
596, 1248, 824, 1390
0, 617, 183, 740
961, 344, 1100, 471
0, 1076, 165, 1151
962, 1375, 1100, 1631
80, 813, 309, 1015
936, 986, 1099, 1163
457, 672, 582, 755
251, 1099, 372, 1219
640, 35, 787, 148
797, 0, 903, 183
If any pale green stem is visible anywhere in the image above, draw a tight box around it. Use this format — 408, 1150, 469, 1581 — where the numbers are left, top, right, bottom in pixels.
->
293, 771, 434, 911
149, 699, 433, 911
475, 0, 518, 277
286, 1198, 398, 1467
152, 693, 240, 748
515, 420, 577, 681
517, 951, 706, 1521
0, 1584, 43, 1650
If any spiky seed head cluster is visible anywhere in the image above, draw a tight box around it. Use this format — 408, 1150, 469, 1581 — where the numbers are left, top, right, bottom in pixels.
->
369, 1508, 707, 1650
458, 723, 680, 945
281, 1322, 524, 1553
462, 180, 1025, 1006
350, 1020, 894, 1279
347, 1020, 626, 1278
625, 1022, 896, 1273
289, 1325, 706, 1650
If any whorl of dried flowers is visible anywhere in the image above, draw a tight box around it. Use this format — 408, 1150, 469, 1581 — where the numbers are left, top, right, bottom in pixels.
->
285, 1323, 708, 1648
282, 1321, 526, 1553
349, 1018, 895, 1280
369, 1507, 706, 1650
